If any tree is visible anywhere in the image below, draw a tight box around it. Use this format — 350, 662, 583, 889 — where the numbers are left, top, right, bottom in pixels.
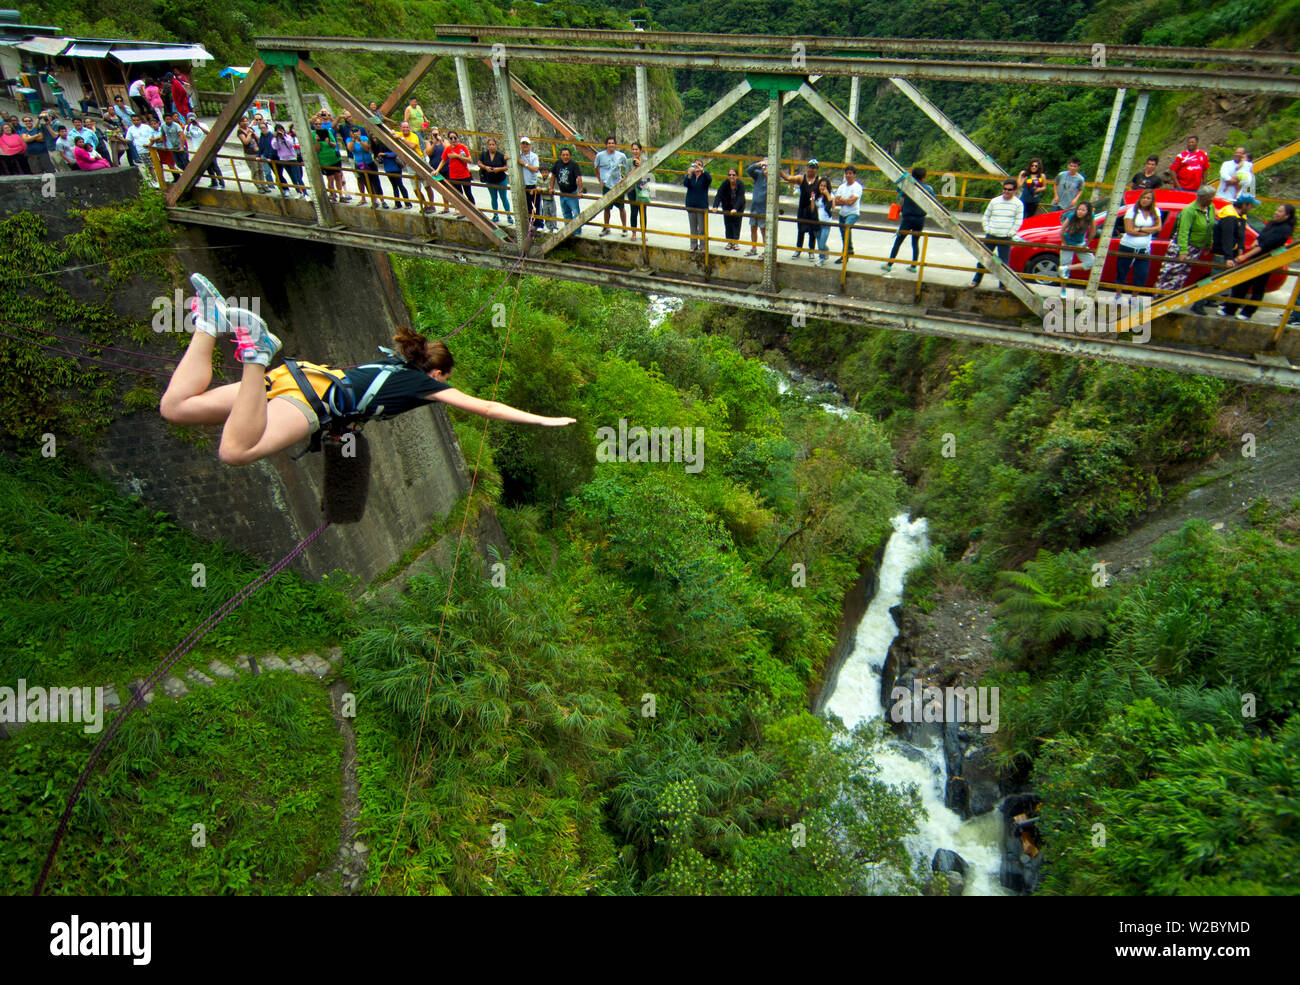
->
994, 548, 1113, 665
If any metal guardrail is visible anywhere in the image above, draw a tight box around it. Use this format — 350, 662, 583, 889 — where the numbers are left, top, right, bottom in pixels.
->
194, 89, 329, 119
323, 125, 1300, 217
156, 148, 1300, 329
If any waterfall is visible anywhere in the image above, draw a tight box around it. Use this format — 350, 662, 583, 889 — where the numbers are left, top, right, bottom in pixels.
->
826, 514, 1008, 896
647, 294, 684, 328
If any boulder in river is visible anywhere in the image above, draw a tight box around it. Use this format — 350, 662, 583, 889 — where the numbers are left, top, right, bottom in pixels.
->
921, 870, 966, 897
945, 774, 969, 813
932, 848, 968, 875
963, 745, 1003, 816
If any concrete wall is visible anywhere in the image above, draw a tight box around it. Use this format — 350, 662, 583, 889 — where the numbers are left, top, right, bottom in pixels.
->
0, 166, 142, 238
3, 169, 497, 583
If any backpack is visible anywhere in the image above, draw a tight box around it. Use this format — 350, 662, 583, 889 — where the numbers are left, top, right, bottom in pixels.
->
283, 346, 413, 456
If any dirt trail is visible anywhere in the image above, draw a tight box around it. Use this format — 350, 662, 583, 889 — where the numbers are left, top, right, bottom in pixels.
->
1099, 400, 1300, 579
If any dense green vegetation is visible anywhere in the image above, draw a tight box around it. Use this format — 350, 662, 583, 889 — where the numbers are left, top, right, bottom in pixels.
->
623, 0, 1300, 201
0, 455, 349, 685
0, 192, 175, 445
8, 0, 1300, 898
699, 295, 1300, 896
987, 514, 1300, 894
1, 670, 341, 894
346, 259, 923, 893
0, 258, 928, 895
689, 303, 1286, 577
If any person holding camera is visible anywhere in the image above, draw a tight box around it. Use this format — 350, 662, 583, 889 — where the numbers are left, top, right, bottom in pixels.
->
682, 159, 712, 252
20, 112, 58, 173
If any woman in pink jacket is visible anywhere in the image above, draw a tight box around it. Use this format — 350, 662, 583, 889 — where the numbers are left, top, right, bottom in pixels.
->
73, 137, 110, 170
144, 79, 165, 126
0, 121, 31, 175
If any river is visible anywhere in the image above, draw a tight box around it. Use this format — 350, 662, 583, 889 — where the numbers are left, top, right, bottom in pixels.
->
645, 294, 1007, 894
826, 514, 1008, 896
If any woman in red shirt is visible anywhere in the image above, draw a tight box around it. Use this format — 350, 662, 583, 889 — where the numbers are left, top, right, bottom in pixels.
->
171, 75, 191, 120
443, 131, 474, 206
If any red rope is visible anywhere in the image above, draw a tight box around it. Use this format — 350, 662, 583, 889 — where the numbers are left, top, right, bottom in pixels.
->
0, 325, 175, 378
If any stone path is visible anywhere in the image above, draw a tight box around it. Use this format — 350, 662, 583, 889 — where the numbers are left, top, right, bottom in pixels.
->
115, 648, 340, 707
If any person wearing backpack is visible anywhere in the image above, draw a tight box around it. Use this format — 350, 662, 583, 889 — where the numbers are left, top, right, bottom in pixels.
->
884, 166, 934, 273
315, 125, 348, 202
158, 275, 576, 468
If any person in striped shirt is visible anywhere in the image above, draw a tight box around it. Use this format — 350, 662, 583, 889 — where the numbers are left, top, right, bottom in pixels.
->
969, 180, 1025, 288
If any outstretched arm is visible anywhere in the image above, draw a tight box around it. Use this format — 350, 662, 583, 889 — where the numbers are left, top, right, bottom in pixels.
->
429, 387, 575, 426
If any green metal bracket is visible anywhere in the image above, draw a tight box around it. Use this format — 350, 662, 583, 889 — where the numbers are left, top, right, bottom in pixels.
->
258, 51, 301, 68
746, 73, 805, 96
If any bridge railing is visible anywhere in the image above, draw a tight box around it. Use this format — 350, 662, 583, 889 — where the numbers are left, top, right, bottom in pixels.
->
165, 148, 1300, 329
387, 126, 1300, 217
188, 108, 1300, 224
195, 89, 332, 120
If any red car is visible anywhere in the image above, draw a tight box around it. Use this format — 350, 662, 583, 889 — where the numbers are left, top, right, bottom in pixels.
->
1008, 189, 1288, 292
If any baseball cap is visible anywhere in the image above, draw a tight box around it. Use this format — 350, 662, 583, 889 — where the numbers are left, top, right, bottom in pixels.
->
808, 158, 819, 166
519, 135, 531, 144
1235, 193, 1259, 207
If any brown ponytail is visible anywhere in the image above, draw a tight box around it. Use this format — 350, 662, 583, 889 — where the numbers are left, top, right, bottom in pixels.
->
392, 325, 454, 374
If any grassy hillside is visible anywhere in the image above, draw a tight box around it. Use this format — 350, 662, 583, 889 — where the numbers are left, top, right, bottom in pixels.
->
620, 0, 1300, 198
987, 514, 1300, 896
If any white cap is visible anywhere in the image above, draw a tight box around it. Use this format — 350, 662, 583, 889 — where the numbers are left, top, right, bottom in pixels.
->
519, 135, 531, 143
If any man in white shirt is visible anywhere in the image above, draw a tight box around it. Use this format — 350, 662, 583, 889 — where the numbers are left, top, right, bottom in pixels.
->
969, 179, 1024, 288
518, 136, 542, 231
1236, 153, 1256, 199
54, 127, 78, 168
184, 114, 225, 187
593, 135, 629, 236
833, 165, 863, 256
128, 77, 148, 117
1218, 147, 1247, 202
125, 116, 157, 184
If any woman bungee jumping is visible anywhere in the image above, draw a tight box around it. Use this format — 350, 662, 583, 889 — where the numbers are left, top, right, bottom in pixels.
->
159, 274, 575, 465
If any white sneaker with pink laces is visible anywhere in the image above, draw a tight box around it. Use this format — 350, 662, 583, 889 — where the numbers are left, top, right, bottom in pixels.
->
229, 308, 281, 367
